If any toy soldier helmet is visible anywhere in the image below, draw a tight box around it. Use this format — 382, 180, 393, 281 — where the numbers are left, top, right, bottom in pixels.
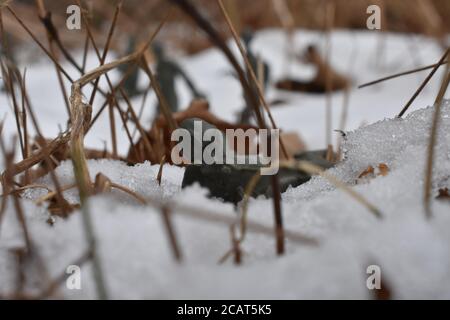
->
241, 28, 254, 47
151, 41, 164, 59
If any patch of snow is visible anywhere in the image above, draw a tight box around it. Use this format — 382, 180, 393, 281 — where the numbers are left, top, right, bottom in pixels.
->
1, 101, 450, 298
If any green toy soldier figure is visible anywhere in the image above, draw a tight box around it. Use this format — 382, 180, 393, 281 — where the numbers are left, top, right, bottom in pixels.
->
238, 29, 270, 124
118, 36, 141, 98
152, 41, 204, 116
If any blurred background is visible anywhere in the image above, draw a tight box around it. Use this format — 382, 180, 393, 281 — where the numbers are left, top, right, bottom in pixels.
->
4, 0, 449, 55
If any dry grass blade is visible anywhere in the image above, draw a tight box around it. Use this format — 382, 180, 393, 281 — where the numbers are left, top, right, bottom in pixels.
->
324, 0, 335, 159
161, 206, 183, 262
0, 135, 32, 252
107, 95, 118, 158
35, 0, 71, 118
69, 80, 107, 298
171, 0, 265, 129
397, 48, 449, 118
156, 155, 166, 185
216, 0, 287, 256
87, 1, 122, 105
1, 131, 70, 179
239, 171, 261, 240
230, 224, 242, 265
69, 83, 92, 199
5, 6, 74, 82
4, 64, 25, 159
358, 60, 449, 89
271, 174, 284, 255
216, 0, 289, 160
423, 61, 450, 218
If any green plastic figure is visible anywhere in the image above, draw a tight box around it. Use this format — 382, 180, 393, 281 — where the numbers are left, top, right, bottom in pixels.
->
118, 36, 141, 98
152, 42, 204, 114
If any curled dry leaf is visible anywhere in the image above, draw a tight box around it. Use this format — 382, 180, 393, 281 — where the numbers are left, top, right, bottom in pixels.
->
356, 163, 389, 183
436, 188, 450, 200
358, 165, 375, 179
377, 163, 389, 176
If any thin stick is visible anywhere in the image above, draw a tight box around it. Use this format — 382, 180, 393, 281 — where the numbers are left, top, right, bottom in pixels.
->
271, 174, 284, 255
81, 33, 90, 73
324, 0, 335, 160
119, 86, 155, 156
171, 0, 265, 128
216, 0, 289, 159
69, 81, 108, 299
423, 63, 450, 218
0, 136, 32, 252
132, 83, 152, 140
358, 60, 448, 89
397, 48, 449, 118
18, 71, 30, 183
87, 1, 122, 106
5, 65, 25, 158
272, 0, 295, 77
114, 101, 138, 160
161, 206, 183, 262
35, 0, 84, 72
5, 6, 74, 82
107, 95, 118, 158
156, 155, 166, 185
35, 0, 71, 117
230, 224, 241, 265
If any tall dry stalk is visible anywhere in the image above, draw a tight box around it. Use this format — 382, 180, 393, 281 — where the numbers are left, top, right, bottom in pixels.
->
397, 48, 449, 118
423, 59, 450, 218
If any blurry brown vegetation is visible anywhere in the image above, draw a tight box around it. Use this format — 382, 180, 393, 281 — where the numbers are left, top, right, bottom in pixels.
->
3, 0, 449, 55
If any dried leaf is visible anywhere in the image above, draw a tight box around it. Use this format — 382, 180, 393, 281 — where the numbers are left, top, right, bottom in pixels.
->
437, 188, 450, 200
357, 163, 390, 183
377, 163, 389, 176
358, 165, 375, 179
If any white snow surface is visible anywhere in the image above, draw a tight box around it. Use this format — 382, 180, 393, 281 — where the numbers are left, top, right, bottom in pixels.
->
1, 29, 450, 299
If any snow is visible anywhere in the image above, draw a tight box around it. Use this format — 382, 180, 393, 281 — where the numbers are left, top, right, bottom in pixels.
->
1, 29, 450, 299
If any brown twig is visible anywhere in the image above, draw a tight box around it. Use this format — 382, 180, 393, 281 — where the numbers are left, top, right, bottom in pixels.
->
216, 0, 289, 160
359, 60, 449, 89
107, 95, 118, 158
324, 0, 335, 161
161, 206, 183, 262
5, 5, 74, 82
397, 48, 449, 118
156, 155, 166, 185
423, 62, 450, 218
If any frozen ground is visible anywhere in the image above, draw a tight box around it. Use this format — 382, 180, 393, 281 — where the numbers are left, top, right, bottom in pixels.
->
0, 29, 449, 299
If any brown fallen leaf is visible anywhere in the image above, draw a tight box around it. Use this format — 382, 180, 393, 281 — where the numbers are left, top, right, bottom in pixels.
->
437, 188, 450, 200
357, 163, 390, 183
358, 165, 375, 179
377, 163, 389, 176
